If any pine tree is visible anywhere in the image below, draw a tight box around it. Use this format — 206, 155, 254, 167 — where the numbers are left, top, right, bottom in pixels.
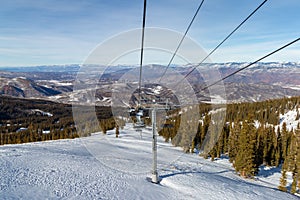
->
281, 122, 290, 162
115, 125, 119, 138
234, 120, 258, 177
278, 168, 288, 192
190, 140, 195, 153
248, 120, 259, 176
228, 121, 240, 163
287, 134, 298, 171
210, 146, 217, 161
295, 128, 300, 194
275, 126, 282, 167
255, 126, 264, 166
100, 120, 107, 134
291, 167, 297, 194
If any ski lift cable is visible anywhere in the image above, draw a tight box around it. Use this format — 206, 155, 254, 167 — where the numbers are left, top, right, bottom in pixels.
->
125, 0, 267, 110
193, 37, 300, 95
158, 0, 205, 83
173, 0, 268, 88
174, 38, 300, 104
129, 0, 266, 108
138, 0, 147, 107
128, 39, 299, 115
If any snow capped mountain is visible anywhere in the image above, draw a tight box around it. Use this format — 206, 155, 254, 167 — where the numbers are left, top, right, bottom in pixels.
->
0, 77, 61, 98
0, 64, 80, 73
0, 62, 299, 104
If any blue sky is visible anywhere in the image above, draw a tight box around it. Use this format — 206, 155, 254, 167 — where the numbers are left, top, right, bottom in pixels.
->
1, 0, 300, 66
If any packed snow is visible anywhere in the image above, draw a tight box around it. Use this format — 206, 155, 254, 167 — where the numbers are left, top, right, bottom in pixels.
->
277, 108, 300, 132
30, 109, 53, 117
0, 124, 298, 199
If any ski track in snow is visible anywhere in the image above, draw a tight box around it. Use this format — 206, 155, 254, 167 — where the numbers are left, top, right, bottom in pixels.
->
0, 125, 299, 200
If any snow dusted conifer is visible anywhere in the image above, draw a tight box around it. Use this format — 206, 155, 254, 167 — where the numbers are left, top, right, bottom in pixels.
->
291, 168, 297, 194
115, 125, 119, 138
278, 168, 288, 192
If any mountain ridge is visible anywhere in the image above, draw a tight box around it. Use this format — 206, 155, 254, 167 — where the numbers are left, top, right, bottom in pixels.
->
0, 62, 299, 104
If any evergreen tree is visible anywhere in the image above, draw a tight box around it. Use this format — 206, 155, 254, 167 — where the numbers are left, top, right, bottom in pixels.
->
228, 121, 240, 163
255, 126, 264, 166
278, 168, 288, 192
287, 134, 298, 171
115, 125, 119, 138
275, 126, 282, 167
234, 120, 258, 177
291, 167, 297, 194
281, 123, 290, 162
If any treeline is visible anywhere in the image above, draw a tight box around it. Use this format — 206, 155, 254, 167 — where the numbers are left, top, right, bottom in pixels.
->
0, 96, 118, 145
158, 96, 300, 194
0, 126, 79, 145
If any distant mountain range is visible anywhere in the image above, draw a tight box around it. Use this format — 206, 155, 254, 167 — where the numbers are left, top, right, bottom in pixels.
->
0, 64, 80, 73
0, 62, 299, 104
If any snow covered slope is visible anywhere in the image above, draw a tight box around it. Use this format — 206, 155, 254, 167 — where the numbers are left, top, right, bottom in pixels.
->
278, 108, 300, 131
0, 125, 298, 200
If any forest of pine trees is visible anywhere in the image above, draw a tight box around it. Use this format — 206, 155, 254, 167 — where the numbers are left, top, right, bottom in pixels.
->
158, 96, 300, 194
0, 96, 118, 145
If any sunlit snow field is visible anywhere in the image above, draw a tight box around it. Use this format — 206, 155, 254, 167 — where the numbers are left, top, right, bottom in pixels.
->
0, 124, 298, 199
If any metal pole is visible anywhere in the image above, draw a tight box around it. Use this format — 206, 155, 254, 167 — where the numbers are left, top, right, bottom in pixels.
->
152, 107, 159, 183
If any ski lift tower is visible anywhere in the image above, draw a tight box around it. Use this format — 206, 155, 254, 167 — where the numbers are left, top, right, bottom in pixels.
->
149, 100, 170, 184
151, 106, 159, 183
132, 99, 170, 184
